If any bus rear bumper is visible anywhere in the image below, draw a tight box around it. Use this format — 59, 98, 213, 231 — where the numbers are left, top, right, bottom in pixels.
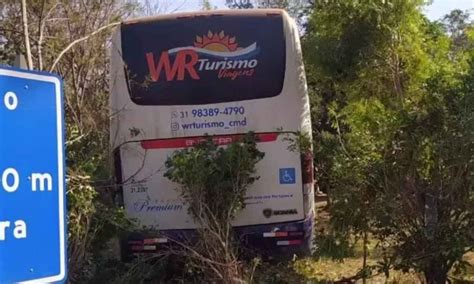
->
120, 215, 314, 262
235, 215, 314, 260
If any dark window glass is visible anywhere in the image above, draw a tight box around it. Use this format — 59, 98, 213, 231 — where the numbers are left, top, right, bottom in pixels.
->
121, 14, 286, 105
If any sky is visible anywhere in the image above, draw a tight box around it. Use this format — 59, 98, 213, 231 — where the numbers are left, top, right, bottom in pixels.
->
163, 0, 473, 21
423, 0, 473, 20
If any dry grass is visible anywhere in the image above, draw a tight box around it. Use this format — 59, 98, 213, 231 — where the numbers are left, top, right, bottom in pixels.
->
293, 258, 424, 283
458, 252, 474, 282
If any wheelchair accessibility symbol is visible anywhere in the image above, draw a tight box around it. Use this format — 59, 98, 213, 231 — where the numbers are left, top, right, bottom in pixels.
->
279, 168, 296, 184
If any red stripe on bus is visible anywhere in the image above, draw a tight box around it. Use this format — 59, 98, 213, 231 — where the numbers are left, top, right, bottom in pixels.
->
141, 133, 278, 149
288, 240, 303, 245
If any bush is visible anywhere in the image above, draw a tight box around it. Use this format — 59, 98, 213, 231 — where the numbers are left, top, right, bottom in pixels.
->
164, 133, 265, 283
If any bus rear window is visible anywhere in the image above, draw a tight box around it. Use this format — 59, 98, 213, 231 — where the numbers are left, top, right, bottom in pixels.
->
121, 15, 286, 105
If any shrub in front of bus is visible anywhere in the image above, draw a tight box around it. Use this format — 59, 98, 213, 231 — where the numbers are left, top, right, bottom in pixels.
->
163, 133, 265, 282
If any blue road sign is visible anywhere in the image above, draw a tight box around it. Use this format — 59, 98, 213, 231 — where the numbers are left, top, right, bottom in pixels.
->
279, 168, 296, 184
0, 66, 67, 283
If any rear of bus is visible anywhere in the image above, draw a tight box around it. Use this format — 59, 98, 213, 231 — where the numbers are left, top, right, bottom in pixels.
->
109, 9, 315, 260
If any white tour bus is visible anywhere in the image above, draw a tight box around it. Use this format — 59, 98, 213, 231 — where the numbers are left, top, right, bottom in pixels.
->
110, 9, 314, 260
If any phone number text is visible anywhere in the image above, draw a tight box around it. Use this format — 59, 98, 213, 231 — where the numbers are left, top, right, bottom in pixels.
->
178, 107, 245, 118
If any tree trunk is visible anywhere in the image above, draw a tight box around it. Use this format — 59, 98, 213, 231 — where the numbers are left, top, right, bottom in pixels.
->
424, 260, 448, 284
21, 0, 33, 69
362, 231, 368, 284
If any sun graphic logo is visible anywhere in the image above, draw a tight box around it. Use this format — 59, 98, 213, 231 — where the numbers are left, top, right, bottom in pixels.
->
191, 30, 260, 79
145, 30, 259, 82
194, 31, 238, 52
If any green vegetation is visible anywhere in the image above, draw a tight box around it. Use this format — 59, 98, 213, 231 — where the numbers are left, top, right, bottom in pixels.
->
0, 0, 472, 283
302, 1, 474, 283
164, 133, 264, 283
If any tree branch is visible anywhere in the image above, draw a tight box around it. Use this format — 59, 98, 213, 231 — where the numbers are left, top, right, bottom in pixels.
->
21, 0, 33, 69
49, 21, 120, 72
38, 1, 59, 70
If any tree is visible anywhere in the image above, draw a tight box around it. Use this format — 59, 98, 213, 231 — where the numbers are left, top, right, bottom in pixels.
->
201, 0, 213, 10
442, 9, 472, 49
304, 0, 474, 282
226, 0, 310, 22
1, 0, 138, 282
226, 0, 253, 9
443, 9, 471, 36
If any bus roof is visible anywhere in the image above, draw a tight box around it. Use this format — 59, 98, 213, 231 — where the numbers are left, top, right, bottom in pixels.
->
123, 9, 287, 26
